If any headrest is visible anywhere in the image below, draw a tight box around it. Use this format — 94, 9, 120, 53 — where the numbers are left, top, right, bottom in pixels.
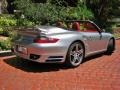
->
72, 22, 80, 31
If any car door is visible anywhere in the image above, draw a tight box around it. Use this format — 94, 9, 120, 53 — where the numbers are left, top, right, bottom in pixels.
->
81, 22, 107, 53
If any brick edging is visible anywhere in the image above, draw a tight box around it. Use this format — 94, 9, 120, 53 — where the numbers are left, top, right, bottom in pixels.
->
0, 50, 11, 54
0, 50, 14, 57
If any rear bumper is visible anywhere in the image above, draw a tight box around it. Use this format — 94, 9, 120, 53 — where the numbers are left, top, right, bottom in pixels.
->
13, 43, 68, 63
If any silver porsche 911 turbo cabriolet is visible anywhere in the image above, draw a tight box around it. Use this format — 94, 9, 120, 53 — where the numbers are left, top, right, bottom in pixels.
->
12, 20, 115, 67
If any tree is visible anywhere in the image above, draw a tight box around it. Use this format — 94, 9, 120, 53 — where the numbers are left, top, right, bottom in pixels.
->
0, 0, 8, 14
13, 0, 94, 24
0, 0, 2, 14
86, 0, 120, 28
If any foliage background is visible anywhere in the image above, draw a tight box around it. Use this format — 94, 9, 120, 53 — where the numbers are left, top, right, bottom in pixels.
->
0, 0, 120, 50
13, 0, 94, 24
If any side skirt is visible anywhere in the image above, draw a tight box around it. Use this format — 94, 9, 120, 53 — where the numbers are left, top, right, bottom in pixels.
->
85, 49, 107, 58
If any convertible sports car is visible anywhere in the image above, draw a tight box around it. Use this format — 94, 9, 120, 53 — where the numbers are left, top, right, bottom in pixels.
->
12, 20, 115, 67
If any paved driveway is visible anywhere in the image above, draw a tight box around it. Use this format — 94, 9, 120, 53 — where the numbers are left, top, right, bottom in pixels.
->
0, 40, 120, 90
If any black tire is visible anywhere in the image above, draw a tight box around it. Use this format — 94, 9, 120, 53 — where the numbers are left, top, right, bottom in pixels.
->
65, 42, 84, 67
106, 39, 115, 54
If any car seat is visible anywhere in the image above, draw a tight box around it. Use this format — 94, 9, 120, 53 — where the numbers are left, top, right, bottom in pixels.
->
56, 21, 63, 27
72, 22, 80, 31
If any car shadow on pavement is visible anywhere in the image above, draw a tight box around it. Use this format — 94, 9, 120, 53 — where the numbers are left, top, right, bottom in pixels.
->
0, 52, 14, 57
83, 53, 104, 63
4, 57, 70, 73
83, 51, 114, 63
3, 52, 112, 73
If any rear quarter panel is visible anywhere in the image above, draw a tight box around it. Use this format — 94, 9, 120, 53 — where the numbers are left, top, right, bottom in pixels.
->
48, 31, 86, 55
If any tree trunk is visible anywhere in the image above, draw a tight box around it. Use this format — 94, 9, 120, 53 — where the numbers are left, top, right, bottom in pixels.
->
0, 0, 8, 14
0, 1, 2, 14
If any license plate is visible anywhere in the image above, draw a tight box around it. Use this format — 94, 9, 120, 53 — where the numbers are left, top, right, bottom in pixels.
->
17, 46, 27, 54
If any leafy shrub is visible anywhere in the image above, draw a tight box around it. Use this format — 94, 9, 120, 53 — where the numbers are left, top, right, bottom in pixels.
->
8, 30, 18, 42
17, 18, 35, 26
0, 38, 11, 51
13, 0, 94, 24
66, 5, 94, 20
0, 14, 34, 36
23, 3, 60, 24
1, 27, 15, 36
0, 14, 17, 27
13, 0, 62, 24
0, 14, 34, 27
0, 15, 16, 36
0, 27, 12, 36
0, 28, 4, 35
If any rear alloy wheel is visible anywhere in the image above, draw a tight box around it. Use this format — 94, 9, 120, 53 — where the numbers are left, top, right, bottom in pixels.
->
65, 42, 84, 67
106, 39, 114, 54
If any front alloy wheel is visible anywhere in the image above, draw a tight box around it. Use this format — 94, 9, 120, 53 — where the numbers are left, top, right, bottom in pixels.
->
65, 42, 84, 67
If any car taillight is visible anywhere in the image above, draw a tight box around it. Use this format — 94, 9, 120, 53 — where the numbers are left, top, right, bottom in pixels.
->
34, 37, 59, 43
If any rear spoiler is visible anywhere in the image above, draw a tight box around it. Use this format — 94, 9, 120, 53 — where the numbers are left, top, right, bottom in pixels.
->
15, 27, 40, 36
